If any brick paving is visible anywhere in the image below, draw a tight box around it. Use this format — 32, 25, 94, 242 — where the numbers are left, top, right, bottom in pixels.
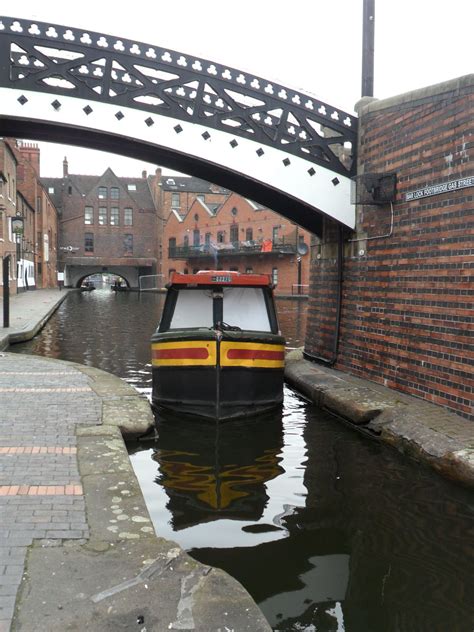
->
0, 353, 101, 632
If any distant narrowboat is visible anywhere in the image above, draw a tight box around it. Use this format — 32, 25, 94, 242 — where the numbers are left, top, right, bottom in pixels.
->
80, 280, 96, 291
151, 271, 285, 421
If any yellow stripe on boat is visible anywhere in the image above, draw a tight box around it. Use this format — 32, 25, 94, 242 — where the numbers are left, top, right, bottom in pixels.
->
220, 342, 285, 368
152, 341, 217, 366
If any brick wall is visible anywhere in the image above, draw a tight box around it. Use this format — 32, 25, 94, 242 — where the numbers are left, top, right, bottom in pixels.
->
305, 75, 473, 420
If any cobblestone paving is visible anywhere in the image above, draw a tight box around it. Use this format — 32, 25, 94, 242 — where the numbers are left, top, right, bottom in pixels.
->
0, 354, 101, 632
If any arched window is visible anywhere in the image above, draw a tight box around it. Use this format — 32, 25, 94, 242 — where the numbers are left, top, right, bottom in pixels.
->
230, 224, 239, 243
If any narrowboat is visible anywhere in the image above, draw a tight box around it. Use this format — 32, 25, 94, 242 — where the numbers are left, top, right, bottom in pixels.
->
151, 271, 285, 421
80, 280, 96, 291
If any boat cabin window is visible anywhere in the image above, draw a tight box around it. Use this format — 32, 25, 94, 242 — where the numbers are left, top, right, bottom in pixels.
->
170, 290, 214, 329
165, 286, 274, 332
222, 287, 271, 332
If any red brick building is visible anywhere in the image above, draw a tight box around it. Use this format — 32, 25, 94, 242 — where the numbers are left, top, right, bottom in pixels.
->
44, 162, 160, 288
305, 76, 473, 420
16, 142, 59, 290
160, 176, 311, 295
0, 140, 59, 295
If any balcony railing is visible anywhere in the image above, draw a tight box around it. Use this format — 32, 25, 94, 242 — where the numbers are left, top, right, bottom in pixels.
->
169, 238, 298, 259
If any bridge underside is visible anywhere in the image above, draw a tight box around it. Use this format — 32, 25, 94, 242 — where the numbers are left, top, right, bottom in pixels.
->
65, 260, 154, 288
0, 115, 348, 238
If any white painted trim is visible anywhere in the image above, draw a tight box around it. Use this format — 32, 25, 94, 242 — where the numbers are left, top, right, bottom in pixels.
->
0, 87, 355, 228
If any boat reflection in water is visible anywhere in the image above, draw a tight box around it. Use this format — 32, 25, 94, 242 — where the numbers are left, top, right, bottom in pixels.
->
148, 413, 285, 530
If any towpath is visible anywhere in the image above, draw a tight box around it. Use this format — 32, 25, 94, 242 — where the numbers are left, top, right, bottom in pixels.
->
0, 290, 271, 632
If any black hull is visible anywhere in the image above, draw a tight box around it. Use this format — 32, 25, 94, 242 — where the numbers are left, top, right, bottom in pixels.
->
152, 365, 284, 422
151, 330, 285, 422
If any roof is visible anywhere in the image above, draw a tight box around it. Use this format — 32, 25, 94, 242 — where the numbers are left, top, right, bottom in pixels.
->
161, 175, 228, 194
169, 271, 272, 287
41, 168, 155, 210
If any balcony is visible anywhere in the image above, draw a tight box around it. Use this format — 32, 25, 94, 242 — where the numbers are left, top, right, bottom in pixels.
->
168, 238, 298, 259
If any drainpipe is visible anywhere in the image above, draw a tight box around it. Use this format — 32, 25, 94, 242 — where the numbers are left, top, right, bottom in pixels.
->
303, 224, 344, 366
2, 255, 11, 327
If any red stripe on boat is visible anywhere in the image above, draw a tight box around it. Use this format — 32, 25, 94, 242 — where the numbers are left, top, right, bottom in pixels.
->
226, 349, 284, 361
154, 348, 209, 359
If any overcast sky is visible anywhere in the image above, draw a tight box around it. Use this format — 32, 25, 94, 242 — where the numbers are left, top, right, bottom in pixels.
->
4, 0, 473, 177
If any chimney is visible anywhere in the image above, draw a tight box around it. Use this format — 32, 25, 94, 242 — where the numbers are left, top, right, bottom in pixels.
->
63, 156, 69, 177
17, 142, 40, 175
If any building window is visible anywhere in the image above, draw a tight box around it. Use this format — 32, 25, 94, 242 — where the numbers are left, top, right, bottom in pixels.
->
230, 224, 239, 243
98, 207, 107, 226
84, 206, 94, 225
272, 267, 278, 285
272, 226, 279, 241
194, 213, 199, 222
48, 186, 54, 194
98, 186, 107, 199
246, 227, 253, 241
171, 192, 180, 208
127, 183, 136, 191
231, 207, 238, 216
85, 232, 94, 253
193, 229, 200, 246
183, 235, 189, 248
217, 231, 225, 243
124, 234, 133, 255
205, 232, 211, 246
44, 233, 49, 262
168, 237, 176, 256
124, 208, 133, 226
110, 187, 120, 200
246, 267, 253, 273
68, 186, 72, 195
110, 207, 119, 226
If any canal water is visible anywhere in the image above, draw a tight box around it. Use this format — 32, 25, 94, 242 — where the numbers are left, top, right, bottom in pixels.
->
12, 289, 474, 632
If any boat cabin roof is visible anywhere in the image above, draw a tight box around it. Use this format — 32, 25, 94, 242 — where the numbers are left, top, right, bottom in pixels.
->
168, 271, 273, 288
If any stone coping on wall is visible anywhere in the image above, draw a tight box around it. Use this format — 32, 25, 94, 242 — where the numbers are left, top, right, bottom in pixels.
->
285, 349, 474, 488
354, 73, 474, 116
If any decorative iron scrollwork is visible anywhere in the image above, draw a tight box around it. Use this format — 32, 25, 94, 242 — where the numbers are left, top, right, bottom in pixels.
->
0, 16, 357, 176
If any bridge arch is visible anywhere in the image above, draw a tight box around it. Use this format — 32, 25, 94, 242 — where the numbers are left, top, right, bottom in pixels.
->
0, 16, 357, 237
69, 266, 135, 289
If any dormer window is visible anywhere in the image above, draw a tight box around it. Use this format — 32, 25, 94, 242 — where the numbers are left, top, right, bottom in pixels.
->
98, 186, 107, 199
110, 187, 120, 200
